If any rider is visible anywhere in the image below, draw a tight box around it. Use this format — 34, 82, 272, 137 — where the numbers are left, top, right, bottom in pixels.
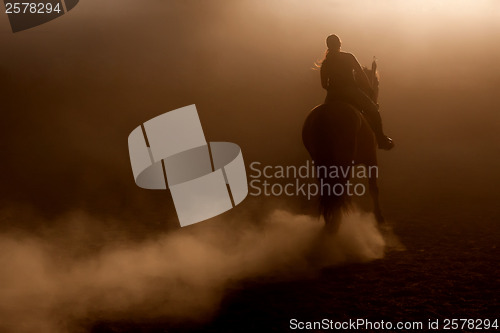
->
320, 34, 394, 150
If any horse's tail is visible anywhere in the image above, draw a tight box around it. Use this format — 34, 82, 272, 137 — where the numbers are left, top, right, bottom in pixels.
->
303, 102, 360, 230
317, 160, 353, 230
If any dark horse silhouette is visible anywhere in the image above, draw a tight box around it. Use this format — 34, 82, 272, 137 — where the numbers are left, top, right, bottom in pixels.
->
302, 65, 384, 232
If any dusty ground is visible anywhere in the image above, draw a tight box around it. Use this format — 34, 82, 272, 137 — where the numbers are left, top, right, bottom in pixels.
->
88, 210, 499, 332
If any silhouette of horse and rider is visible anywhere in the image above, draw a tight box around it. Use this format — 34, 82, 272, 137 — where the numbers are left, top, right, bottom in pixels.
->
302, 34, 394, 232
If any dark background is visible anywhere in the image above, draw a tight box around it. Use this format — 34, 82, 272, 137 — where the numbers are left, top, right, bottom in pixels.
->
1, 0, 499, 226
0, 1, 499, 332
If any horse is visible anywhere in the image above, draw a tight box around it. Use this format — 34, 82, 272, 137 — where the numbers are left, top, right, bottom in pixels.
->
302, 65, 384, 232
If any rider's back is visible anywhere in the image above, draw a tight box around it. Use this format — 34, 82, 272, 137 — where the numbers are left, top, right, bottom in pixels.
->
321, 51, 357, 90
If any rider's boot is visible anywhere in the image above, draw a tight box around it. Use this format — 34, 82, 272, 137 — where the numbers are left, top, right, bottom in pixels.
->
365, 110, 394, 150
377, 134, 394, 150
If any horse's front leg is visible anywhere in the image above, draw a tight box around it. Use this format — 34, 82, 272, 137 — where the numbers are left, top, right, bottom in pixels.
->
368, 172, 384, 224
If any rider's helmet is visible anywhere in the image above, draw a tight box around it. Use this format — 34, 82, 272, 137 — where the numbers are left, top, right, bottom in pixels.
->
326, 34, 341, 50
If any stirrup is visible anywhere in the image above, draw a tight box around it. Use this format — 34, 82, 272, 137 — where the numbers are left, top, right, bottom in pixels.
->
378, 136, 394, 150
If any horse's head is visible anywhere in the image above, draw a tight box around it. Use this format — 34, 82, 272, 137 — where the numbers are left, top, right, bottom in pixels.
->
360, 64, 380, 103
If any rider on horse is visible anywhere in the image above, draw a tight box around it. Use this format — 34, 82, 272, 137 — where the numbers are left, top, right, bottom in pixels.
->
320, 34, 394, 150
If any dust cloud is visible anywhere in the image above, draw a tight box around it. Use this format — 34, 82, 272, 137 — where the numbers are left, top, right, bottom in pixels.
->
0, 0, 498, 331
0, 209, 386, 333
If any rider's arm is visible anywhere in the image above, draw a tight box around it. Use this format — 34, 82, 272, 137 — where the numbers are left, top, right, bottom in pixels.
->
320, 61, 329, 90
350, 53, 374, 94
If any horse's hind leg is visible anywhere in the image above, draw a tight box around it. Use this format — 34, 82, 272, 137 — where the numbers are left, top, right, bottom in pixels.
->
324, 209, 342, 234
368, 173, 385, 224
